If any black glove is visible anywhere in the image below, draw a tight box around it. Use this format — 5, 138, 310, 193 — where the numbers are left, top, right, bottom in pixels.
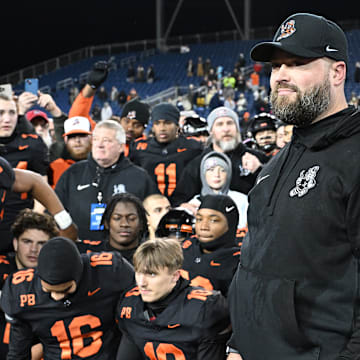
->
87, 61, 109, 89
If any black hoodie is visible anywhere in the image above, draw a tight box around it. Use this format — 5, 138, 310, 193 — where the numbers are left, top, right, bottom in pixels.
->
228, 106, 360, 360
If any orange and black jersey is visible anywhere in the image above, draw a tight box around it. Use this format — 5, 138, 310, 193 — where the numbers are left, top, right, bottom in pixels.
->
0, 130, 49, 252
116, 277, 230, 360
76, 239, 137, 265
0, 253, 17, 360
0, 157, 15, 223
129, 135, 203, 199
181, 237, 240, 296
0, 252, 134, 360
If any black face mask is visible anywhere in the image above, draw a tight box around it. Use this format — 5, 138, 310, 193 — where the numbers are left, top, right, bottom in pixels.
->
198, 195, 239, 252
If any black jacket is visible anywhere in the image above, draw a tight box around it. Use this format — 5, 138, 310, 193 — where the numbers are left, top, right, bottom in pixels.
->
171, 142, 268, 206
55, 153, 158, 240
228, 106, 360, 360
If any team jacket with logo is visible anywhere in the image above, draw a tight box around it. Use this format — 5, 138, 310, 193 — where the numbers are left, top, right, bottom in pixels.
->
0, 127, 49, 252
1, 251, 134, 360
76, 239, 137, 265
171, 143, 268, 206
181, 237, 240, 296
116, 278, 230, 360
129, 135, 203, 199
228, 107, 360, 360
0, 253, 17, 359
55, 153, 158, 240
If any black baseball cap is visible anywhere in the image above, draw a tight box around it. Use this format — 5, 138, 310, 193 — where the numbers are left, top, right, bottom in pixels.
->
251, 13, 348, 65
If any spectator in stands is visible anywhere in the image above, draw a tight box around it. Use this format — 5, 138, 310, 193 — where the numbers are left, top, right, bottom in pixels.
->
143, 193, 171, 240
129, 102, 203, 201
68, 86, 79, 105
209, 88, 225, 111
208, 67, 217, 82
117, 90, 127, 106
55, 119, 158, 240
223, 73, 235, 88
196, 56, 204, 77
146, 65, 155, 83
216, 65, 224, 80
49, 116, 92, 189
127, 88, 138, 102
127, 63, 135, 82
355, 61, 360, 83
247, 69, 260, 92
136, 65, 145, 82
235, 73, 247, 93
76, 192, 148, 264
0, 93, 49, 252
235, 52, 246, 71
110, 86, 119, 102
171, 106, 268, 206
97, 86, 108, 102
26, 109, 53, 148
186, 59, 194, 77
101, 101, 113, 120
224, 87, 236, 111
204, 58, 212, 76
0, 209, 60, 358
120, 99, 150, 156
236, 92, 248, 114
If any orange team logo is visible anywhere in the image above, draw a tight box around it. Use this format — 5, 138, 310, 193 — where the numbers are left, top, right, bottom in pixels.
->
177, 148, 187, 152
168, 323, 181, 329
18, 145, 29, 151
276, 19, 296, 41
210, 260, 221, 267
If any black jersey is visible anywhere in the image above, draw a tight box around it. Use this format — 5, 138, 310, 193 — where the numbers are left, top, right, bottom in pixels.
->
129, 135, 202, 199
0, 132, 49, 252
0, 253, 17, 360
116, 278, 230, 360
181, 237, 240, 296
1, 251, 134, 360
76, 239, 137, 265
0, 156, 15, 222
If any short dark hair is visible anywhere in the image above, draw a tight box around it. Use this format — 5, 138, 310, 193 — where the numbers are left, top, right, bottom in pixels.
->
11, 209, 59, 239
101, 193, 148, 239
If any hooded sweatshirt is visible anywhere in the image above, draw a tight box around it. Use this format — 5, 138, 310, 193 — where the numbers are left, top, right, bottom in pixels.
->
228, 106, 360, 360
189, 151, 248, 227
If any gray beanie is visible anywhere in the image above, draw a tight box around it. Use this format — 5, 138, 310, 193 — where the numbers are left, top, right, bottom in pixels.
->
207, 106, 240, 132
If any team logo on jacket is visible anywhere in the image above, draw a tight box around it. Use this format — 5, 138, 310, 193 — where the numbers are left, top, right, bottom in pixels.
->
289, 165, 319, 198
113, 184, 126, 195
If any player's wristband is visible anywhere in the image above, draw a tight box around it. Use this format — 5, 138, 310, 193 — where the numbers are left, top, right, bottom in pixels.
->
54, 210, 73, 230
226, 346, 240, 355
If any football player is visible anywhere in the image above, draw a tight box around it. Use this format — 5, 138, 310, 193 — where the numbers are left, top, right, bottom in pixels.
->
116, 238, 230, 360
1, 237, 134, 359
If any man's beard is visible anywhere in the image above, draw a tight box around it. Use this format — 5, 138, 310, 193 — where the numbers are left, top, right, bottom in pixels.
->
67, 144, 91, 160
215, 133, 241, 152
270, 77, 331, 128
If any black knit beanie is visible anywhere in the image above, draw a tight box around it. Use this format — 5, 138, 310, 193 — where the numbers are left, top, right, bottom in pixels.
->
151, 102, 180, 125
37, 237, 83, 285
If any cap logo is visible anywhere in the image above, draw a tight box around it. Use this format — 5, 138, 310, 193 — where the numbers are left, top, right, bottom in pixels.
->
325, 45, 338, 52
225, 206, 235, 213
127, 110, 136, 119
276, 19, 296, 41
72, 118, 80, 126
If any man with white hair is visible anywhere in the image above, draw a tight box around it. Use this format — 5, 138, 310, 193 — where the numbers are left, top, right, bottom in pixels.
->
172, 106, 268, 206
55, 120, 158, 240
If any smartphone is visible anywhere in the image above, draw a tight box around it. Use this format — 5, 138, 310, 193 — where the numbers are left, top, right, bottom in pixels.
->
0, 84, 13, 98
24, 78, 39, 95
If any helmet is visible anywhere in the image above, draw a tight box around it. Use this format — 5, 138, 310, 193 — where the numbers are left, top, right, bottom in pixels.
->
182, 116, 209, 137
249, 113, 277, 137
155, 209, 195, 239
247, 113, 277, 153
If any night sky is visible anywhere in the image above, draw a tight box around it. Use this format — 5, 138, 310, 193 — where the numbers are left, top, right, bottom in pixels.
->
2, 0, 360, 76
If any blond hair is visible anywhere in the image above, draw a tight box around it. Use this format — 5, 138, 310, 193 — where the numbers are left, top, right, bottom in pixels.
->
133, 238, 183, 274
